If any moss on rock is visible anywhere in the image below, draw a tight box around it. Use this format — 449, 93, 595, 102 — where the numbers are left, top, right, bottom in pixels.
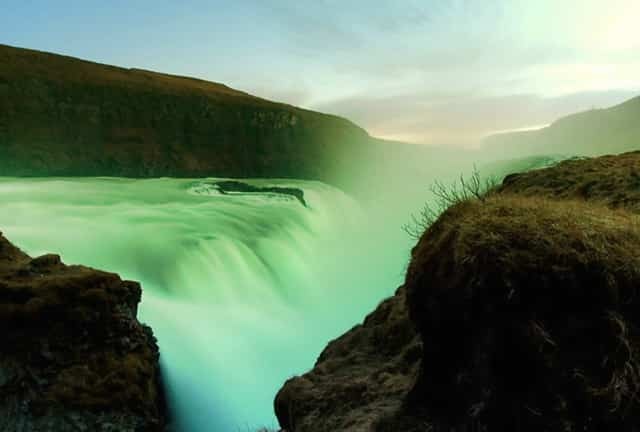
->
0, 232, 168, 431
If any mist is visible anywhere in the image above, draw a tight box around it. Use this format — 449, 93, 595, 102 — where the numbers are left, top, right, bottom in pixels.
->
0, 118, 627, 429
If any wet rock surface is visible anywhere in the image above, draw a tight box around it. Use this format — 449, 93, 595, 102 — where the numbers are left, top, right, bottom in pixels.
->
213, 180, 307, 207
275, 287, 421, 432
0, 232, 168, 431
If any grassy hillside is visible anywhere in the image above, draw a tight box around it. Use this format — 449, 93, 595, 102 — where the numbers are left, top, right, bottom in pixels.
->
0, 44, 375, 186
499, 150, 640, 211
483, 96, 640, 158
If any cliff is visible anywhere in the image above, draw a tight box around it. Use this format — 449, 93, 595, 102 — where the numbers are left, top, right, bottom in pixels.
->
275, 151, 640, 431
0, 44, 372, 186
483, 96, 640, 158
275, 286, 421, 431
0, 232, 168, 431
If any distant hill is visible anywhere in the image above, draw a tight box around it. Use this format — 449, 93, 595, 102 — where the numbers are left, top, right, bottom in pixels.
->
0, 44, 385, 187
483, 95, 640, 158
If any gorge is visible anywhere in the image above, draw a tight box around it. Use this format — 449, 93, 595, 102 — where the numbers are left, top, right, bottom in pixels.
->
1, 43, 640, 432
0, 176, 415, 430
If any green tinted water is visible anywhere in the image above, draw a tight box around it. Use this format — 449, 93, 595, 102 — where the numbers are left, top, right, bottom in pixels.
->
0, 177, 410, 430
0, 153, 564, 430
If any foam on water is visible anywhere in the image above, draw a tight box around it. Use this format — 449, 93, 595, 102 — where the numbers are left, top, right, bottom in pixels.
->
0, 154, 568, 430
0, 177, 408, 431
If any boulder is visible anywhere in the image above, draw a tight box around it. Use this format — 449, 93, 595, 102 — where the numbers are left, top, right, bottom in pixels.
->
0, 232, 169, 431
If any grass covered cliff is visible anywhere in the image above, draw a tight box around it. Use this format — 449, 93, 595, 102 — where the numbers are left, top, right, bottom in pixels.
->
0, 44, 373, 186
276, 151, 640, 431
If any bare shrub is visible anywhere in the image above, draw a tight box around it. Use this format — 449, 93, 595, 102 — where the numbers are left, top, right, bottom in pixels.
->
404, 167, 498, 239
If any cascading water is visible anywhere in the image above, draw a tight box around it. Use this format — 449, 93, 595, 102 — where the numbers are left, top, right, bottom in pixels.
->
0, 177, 412, 431
0, 153, 567, 430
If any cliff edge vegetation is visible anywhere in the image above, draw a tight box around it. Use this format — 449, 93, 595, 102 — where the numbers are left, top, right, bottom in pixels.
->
276, 150, 640, 432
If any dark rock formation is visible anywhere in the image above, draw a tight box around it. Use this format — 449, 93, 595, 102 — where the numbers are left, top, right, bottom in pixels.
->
276, 151, 640, 432
275, 287, 421, 431
213, 180, 307, 207
0, 44, 371, 187
0, 232, 168, 431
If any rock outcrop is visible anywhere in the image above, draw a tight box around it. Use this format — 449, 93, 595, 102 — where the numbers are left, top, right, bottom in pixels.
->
406, 194, 640, 431
275, 287, 421, 431
213, 180, 307, 207
0, 44, 371, 187
0, 233, 168, 431
275, 151, 640, 431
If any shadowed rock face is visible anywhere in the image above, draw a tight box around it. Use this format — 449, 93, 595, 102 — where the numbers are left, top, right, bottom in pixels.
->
0, 233, 168, 431
275, 151, 640, 432
275, 286, 421, 432
0, 44, 370, 186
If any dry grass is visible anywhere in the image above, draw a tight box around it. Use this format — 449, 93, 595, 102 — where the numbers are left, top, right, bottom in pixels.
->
404, 194, 640, 431
500, 150, 640, 213
0, 43, 259, 102
404, 167, 499, 239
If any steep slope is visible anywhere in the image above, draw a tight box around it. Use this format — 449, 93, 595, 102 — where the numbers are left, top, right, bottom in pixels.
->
0, 44, 371, 185
275, 286, 421, 431
0, 232, 168, 431
276, 151, 640, 432
483, 96, 640, 158
405, 194, 640, 431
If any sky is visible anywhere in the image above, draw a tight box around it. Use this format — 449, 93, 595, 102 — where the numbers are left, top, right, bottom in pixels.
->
2, 0, 639, 146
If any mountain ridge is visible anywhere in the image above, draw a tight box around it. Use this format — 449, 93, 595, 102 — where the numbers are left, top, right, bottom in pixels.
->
0, 43, 374, 187
483, 94, 640, 158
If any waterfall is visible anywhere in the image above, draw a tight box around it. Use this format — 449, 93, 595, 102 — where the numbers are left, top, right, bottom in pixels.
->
0, 154, 567, 430
0, 177, 410, 430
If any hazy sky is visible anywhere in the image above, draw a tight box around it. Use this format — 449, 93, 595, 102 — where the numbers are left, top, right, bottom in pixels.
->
3, 0, 639, 146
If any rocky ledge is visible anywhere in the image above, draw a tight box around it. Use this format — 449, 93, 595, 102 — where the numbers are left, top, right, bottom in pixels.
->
275, 151, 640, 431
275, 286, 421, 431
214, 181, 307, 207
0, 233, 168, 431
